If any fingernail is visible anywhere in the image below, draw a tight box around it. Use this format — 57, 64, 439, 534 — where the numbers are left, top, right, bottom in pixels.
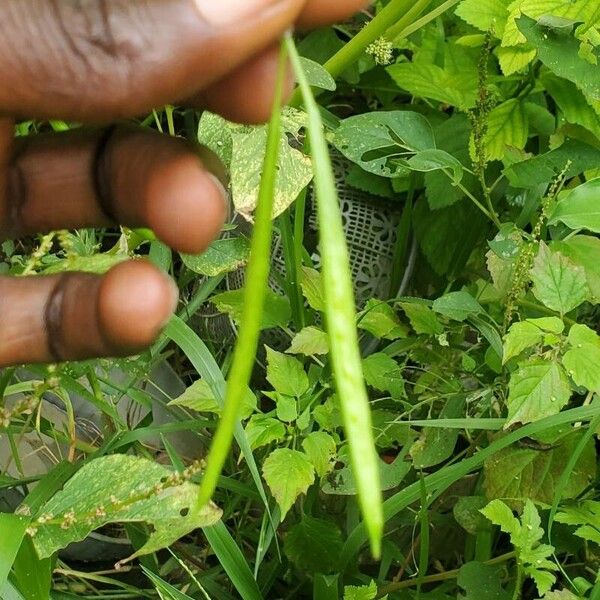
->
195, 0, 281, 26
207, 173, 232, 222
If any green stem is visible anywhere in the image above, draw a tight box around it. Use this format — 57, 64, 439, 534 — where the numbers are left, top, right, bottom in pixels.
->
390, 0, 461, 41
512, 563, 524, 600
376, 551, 517, 597
195, 42, 287, 510
278, 211, 305, 329
385, 0, 433, 41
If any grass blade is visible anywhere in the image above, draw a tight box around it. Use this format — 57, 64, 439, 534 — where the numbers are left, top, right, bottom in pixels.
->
286, 34, 384, 558
0, 514, 28, 588
202, 522, 263, 600
195, 40, 287, 511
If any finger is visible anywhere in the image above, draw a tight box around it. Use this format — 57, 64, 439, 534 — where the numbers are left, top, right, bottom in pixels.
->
191, 44, 295, 124
297, 0, 371, 28
0, 261, 178, 367
1, 126, 228, 255
0, 0, 305, 121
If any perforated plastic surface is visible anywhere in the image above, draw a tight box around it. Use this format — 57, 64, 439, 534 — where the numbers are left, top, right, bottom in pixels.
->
198, 154, 402, 347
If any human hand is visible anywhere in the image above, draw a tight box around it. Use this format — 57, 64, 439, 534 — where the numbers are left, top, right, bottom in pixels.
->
0, 0, 368, 367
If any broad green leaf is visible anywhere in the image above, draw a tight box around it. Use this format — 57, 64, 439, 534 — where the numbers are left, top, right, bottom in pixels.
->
31, 455, 222, 561
550, 178, 600, 232
266, 347, 309, 397
497, 44, 538, 76
543, 73, 600, 140
287, 326, 329, 355
181, 237, 250, 277
504, 140, 600, 188
211, 289, 291, 329
410, 395, 465, 468
563, 344, 600, 392
245, 414, 286, 450
300, 267, 326, 312
299, 57, 336, 91
552, 235, 600, 302
262, 449, 315, 518
358, 300, 407, 340
399, 302, 444, 335
169, 379, 256, 420
455, 0, 511, 36
406, 149, 464, 183
302, 432, 337, 477
344, 581, 378, 600
517, 16, 600, 101
481, 499, 557, 596
503, 317, 565, 364
198, 111, 233, 166
457, 561, 511, 600
567, 323, 600, 347
484, 429, 595, 505
275, 394, 297, 423
387, 63, 478, 109
453, 496, 490, 535
231, 127, 312, 220
555, 500, 600, 545
333, 111, 435, 178
483, 99, 529, 161
506, 359, 571, 426
284, 516, 343, 575
531, 243, 589, 314
362, 353, 405, 400
432, 291, 484, 321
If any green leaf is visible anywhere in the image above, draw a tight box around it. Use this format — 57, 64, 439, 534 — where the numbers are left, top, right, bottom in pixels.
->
287, 326, 329, 355
387, 63, 478, 109
245, 414, 286, 450
300, 267, 326, 312
504, 140, 600, 189
266, 347, 309, 397
275, 394, 297, 423
399, 302, 444, 335
212, 289, 291, 330
262, 449, 315, 518
231, 127, 313, 220
406, 149, 464, 184
563, 344, 600, 392
542, 73, 600, 140
506, 359, 571, 426
170, 379, 256, 420
432, 291, 484, 321
299, 57, 336, 91
484, 429, 596, 505
550, 178, 600, 233
531, 242, 589, 314
410, 395, 465, 468
483, 99, 529, 161
552, 235, 600, 303
181, 237, 250, 277
503, 317, 565, 364
517, 16, 600, 101
302, 432, 337, 477
344, 581, 378, 600
0, 514, 29, 588
455, 0, 511, 36
43, 253, 128, 275
362, 353, 405, 400
31, 455, 222, 561
358, 300, 407, 340
284, 516, 343, 575
481, 499, 557, 596
453, 496, 490, 535
457, 561, 511, 600
333, 111, 436, 178
555, 500, 600, 545
567, 323, 600, 347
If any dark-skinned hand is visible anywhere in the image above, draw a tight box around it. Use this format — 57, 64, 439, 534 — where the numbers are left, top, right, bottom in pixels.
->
0, 0, 369, 367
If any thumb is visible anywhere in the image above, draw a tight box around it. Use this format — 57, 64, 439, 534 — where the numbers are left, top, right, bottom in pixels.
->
0, 0, 305, 121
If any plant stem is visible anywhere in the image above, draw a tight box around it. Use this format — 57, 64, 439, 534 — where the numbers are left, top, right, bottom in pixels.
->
376, 551, 517, 597
390, 0, 461, 41
512, 563, 524, 600
385, 0, 433, 41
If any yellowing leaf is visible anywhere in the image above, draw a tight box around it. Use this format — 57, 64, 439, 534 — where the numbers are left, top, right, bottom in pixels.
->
482, 99, 529, 161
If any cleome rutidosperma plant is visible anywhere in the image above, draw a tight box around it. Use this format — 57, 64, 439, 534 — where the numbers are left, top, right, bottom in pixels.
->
2, 1, 600, 599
